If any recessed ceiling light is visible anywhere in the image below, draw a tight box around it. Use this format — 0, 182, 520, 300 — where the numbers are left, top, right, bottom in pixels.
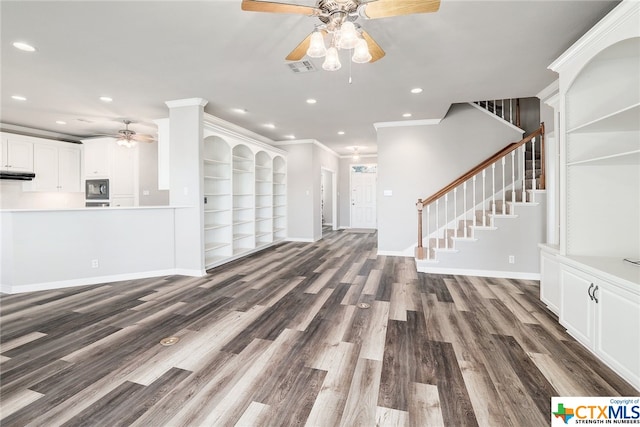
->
263, 123, 276, 129
56, 120, 67, 125
11, 95, 27, 101
410, 88, 423, 94
284, 134, 296, 139
232, 108, 247, 114
403, 113, 412, 118
306, 98, 317, 104
99, 96, 113, 103
13, 42, 36, 52
337, 131, 345, 135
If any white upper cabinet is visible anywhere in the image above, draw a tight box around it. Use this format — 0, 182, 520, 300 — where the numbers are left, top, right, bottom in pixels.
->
83, 139, 110, 177
1, 133, 34, 172
29, 142, 82, 193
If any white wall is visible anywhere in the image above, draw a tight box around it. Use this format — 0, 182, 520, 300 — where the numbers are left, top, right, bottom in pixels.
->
0, 181, 84, 209
279, 141, 339, 241
138, 141, 169, 206
377, 103, 524, 253
0, 208, 180, 293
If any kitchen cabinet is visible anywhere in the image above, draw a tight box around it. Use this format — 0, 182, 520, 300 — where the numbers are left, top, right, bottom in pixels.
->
29, 142, 81, 192
1, 133, 34, 172
81, 137, 138, 205
559, 262, 640, 390
83, 140, 109, 177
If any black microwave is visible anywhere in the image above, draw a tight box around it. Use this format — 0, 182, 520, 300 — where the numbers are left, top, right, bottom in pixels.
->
85, 179, 109, 200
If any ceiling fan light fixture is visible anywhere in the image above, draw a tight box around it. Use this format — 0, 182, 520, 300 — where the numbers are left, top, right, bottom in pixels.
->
338, 21, 359, 49
322, 46, 341, 71
307, 31, 327, 58
351, 38, 372, 63
117, 137, 137, 148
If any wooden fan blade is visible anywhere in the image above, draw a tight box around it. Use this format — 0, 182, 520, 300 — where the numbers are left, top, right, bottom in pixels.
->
361, 31, 385, 62
132, 134, 156, 143
286, 32, 313, 61
361, 0, 440, 19
241, 0, 318, 15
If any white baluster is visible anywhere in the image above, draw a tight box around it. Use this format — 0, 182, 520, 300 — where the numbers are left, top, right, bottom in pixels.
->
501, 157, 506, 215
491, 163, 496, 218
532, 136, 537, 202
435, 199, 440, 249
509, 99, 513, 124
472, 175, 477, 231
444, 193, 449, 249
511, 150, 516, 204
521, 145, 526, 203
493, 100, 497, 114
501, 99, 505, 120
463, 181, 468, 238
482, 169, 486, 226
454, 188, 458, 239
426, 205, 430, 259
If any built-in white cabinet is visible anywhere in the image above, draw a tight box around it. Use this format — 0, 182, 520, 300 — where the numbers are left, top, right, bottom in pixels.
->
1, 133, 34, 172
539, 244, 561, 315
541, 0, 640, 391
30, 142, 82, 192
201, 130, 287, 269
81, 138, 139, 205
560, 262, 640, 390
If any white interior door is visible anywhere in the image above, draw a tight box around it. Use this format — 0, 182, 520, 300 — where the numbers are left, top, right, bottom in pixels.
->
350, 165, 377, 229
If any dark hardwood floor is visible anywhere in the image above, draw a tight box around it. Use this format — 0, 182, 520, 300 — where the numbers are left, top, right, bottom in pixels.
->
0, 230, 636, 426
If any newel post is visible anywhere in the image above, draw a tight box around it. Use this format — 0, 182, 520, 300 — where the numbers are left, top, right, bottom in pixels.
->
416, 199, 424, 259
539, 122, 546, 189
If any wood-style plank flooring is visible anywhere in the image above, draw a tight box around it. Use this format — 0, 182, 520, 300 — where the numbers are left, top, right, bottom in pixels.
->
1, 229, 637, 426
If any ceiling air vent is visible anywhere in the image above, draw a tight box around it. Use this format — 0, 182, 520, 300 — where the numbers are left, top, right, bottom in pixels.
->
287, 60, 317, 73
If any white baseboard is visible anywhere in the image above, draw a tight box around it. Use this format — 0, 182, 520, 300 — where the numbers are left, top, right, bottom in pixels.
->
377, 250, 413, 257
415, 264, 540, 280
0, 268, 204, 295
285, 237, 316, 243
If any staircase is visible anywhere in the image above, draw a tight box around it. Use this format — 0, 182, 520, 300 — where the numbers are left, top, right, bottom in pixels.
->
415, 124, 546, 279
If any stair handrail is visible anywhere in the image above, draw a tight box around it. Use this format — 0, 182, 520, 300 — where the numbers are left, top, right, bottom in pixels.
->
416, 123, 545, 259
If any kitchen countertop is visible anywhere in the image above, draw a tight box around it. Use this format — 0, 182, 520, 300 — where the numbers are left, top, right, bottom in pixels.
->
0, 205, 191, 213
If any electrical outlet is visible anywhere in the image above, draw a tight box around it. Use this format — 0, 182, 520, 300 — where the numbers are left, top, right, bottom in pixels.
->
91, 259, 99, 268
508, 255, 515, 264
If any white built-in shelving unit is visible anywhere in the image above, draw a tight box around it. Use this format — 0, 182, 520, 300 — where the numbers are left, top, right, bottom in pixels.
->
201, 122, 287, 269
543, 0, 640, 391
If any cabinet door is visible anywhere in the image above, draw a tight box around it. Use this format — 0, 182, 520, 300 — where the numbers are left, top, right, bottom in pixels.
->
4, 137, 34, 172
83, 140, 109, 177
560, 267, 595, 347
540, 251, 561, 315
111, 196, 134, 207
110, 144, 135, 197
58, 146, 81, 192
595, 283, 640, 389
31, 144, 59, 191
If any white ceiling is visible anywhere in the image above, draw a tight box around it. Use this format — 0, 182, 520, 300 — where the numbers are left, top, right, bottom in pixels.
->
0, 0, 619, 155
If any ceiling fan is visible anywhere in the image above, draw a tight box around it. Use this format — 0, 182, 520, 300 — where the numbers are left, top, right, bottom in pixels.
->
241, 0, 441, 69
98, 120, 155, 148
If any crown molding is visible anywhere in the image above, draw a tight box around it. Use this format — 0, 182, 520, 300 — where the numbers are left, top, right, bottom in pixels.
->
165, 98, 208, 108
373, 118, 442, 130
272, 139, 340, 158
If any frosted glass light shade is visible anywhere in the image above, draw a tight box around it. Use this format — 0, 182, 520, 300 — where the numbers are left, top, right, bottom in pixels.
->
339, 22, 359, 49
117, 138, 137, 148
351, 38, 372, 63
307, 31, 327, 58
322, 47, 342, 71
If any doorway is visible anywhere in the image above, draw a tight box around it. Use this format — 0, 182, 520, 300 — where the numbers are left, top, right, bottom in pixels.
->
321, 168, 337, 236
350, 164, 377, 229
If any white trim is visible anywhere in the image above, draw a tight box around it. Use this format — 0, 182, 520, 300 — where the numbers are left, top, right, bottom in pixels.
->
0, 269, 205, 295
202, 113, 279, 149
165, 98, 208, 108
285, 237, 316, 243
549, 1, 639, 72
271, 139, 340, 158
537, 80, 560, 108
339, 153, 377, 160
414, 264, 540, 281
373, 118, 441, 130
467, 102, 525, 134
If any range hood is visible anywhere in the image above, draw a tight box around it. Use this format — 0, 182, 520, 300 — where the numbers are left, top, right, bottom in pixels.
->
0, 171, 36, 181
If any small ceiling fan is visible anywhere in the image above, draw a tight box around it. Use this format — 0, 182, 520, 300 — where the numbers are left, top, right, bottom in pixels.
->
98, 120, 155, 148
241, 0, 440, 69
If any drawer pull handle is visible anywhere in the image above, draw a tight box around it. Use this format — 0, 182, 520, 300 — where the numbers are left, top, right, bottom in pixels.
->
593, 285, 599, 304
587, 283, 595, 301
